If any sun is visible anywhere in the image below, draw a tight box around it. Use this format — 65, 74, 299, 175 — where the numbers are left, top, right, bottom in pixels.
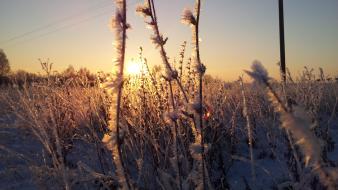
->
126, 60, 143, 75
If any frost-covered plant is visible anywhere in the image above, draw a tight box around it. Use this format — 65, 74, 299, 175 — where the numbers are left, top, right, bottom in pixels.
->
102, 0, 131, 189
136, 2, 192, 188
239, 77, 256, 181
178, 41, 187, 80
245, 61, 338, 190
245, 61, 319, 165
136, 0, 189, 102
181, 1, 211, 189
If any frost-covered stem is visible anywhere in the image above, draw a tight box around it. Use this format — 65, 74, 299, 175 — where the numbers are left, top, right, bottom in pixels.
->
143, 5, 185, 185
168, 82, 182, 190
326, 96, 337, 139
285, 130, 302, 179
112, 0, 131, 189
182, 0, 208, 187
265, 81, 288, 112
144, 58, 161, 101
178, 41, 187, 79
194, 0, 207, 189
245, 62, 337, 189
239, 77, 256, 181
186, 58, 193, 91
51, 118, 70, 190
146, 0, 189, 103
194, 0, 202, 66
265, 80, 302, 178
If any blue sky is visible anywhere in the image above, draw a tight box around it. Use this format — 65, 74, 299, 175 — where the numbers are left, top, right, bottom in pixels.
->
0, 0, 337, 80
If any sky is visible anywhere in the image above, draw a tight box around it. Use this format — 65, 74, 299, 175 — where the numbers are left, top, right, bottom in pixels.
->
0, 0, 337, 81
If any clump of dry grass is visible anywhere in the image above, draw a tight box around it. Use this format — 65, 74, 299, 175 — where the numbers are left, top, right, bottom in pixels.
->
245, 61, 338, 190
1, 77, 109, 189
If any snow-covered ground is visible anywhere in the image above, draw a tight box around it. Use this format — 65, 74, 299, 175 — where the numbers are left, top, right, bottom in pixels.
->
1, 112, 337, 189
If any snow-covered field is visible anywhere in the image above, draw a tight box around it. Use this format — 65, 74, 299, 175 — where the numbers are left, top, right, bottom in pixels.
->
0, 74, 337, 190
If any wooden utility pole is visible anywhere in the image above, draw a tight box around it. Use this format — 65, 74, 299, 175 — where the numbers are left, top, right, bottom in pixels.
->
278, 0, 286, 83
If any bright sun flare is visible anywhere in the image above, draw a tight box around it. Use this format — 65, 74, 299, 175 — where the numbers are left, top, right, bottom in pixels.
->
126, 60, 142, 75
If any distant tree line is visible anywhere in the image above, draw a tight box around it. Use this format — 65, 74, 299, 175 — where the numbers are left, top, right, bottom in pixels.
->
0, 50, 104, 88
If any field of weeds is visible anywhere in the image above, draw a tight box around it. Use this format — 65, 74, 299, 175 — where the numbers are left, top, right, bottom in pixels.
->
0, 64, 337, 190
1, 0, 338, 190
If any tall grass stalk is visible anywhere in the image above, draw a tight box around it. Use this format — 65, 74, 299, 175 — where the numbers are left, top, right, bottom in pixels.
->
182, 0, 209, 188
245, 61, 337, 189
239, 77, 256, 181
178, 41, 187, 80
139, 47, 162, 102
137, 2, 187, 188
194, 2, 207, 188
136, 0, 189, 103
104, 0, 131, 189
167, 82, 183, 190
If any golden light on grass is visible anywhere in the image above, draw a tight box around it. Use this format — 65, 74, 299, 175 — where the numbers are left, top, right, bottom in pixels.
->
126, 60, 143, 75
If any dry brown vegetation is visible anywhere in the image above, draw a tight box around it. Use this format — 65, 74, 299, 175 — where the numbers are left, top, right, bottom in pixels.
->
0, 58, 337, 189
1, 0, 338, 189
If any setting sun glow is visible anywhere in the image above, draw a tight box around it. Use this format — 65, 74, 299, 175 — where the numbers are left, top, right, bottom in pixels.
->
126, 60, 143, 75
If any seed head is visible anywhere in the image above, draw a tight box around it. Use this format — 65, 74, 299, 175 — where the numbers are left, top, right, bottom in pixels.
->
244, 60, 270, 85
136, 4, 152, 18
181, 8, 196, 26
195, 63, 206, 75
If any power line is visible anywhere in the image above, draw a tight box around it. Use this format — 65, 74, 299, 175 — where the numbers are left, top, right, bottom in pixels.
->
6, 8, 112, 48
0, 0, 111, 45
